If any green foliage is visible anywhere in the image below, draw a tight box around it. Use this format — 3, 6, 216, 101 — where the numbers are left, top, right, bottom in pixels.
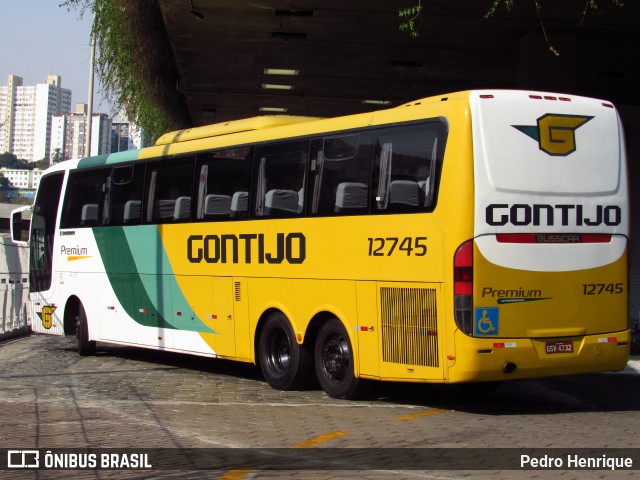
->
0, 174, 10, 188
483, 0, 623, 55
62, 0, 174, 141
399, 4, 423, 39
579, 0, 624, 21
93, 0, 171, 140
0, 152, 33, 170
35, 157, 51, 170
485, 0, 516, 18
582, 0, 625, 11
485, 0, 624, 19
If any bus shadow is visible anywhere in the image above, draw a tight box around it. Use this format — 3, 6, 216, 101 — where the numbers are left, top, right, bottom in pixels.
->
63, 339, 640, 414
371, 372, 640, 415
80, 342, 264, 383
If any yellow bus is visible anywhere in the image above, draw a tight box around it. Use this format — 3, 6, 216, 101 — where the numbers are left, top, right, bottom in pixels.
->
12, 90, 630, 399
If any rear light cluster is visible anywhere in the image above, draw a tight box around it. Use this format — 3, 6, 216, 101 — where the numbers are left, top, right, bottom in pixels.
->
454, 240, 473, 335
481, 93, 614, 109
479, 94, 572, 101
529, 94, 572, 102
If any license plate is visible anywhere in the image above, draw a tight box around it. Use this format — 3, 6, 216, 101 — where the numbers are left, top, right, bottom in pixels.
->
545, 340, 574, 354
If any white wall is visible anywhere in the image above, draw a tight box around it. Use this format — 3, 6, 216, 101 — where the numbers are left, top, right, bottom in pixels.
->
0, 237, 30, 339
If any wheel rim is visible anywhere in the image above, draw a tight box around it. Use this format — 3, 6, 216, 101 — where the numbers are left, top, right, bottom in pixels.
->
321, 334, 350, 383
267, 328, 291, 375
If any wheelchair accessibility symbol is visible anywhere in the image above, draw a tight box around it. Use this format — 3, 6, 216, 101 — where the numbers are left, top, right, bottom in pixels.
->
475, 307, 499, 336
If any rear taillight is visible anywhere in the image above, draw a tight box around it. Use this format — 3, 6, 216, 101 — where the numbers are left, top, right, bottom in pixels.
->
454, 240, 473, 335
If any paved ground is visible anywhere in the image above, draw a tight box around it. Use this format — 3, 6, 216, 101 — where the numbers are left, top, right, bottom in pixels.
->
0, 334, 639, 479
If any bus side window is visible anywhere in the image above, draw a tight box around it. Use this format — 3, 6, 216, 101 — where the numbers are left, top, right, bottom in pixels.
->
195, 147, 252, 221
60, 169, 105, 229
103, 164, 145, 226
310, 134, 372, 216
373, 122, 445, 213
145, 156, 195, 224
254, 140, 309, 218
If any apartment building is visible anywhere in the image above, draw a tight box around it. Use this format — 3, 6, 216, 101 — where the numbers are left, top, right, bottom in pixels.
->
111, 109, 145, 152
0, 168, 44, 190
50, 103, 112, 161
0, 75, 72, 162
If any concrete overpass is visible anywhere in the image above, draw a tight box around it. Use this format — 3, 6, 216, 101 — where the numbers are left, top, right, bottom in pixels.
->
132, 0, 640, 126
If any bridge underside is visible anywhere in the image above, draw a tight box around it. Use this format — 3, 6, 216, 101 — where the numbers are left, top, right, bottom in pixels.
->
136, 0, 640, 127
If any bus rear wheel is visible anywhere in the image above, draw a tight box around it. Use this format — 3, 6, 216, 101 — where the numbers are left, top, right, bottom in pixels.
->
314, 318, 368, 399
258, 312, 312, 390
76, 303, 96, 356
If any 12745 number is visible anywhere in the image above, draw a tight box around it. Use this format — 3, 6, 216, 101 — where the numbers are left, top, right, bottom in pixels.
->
582, 283, 623, 295
367, 237, 427, 257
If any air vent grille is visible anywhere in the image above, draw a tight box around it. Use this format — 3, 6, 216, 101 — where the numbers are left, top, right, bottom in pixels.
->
380, 287, 439, 367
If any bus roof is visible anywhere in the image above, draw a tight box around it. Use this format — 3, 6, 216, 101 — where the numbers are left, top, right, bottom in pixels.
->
155, 115, 323, 146
62, 90, 617, 173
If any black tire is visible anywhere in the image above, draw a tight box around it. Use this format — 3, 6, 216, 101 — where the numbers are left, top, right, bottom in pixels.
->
258, 312, 312, 390
76, 303, 96, 356
314, 318, 368, 399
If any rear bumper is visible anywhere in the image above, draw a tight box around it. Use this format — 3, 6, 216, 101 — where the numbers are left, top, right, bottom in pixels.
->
448, 329, 631, 383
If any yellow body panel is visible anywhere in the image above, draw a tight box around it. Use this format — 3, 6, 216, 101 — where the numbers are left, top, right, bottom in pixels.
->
445, 243, 630, 383
449, 329, 630, 383
473, 244, 628, 338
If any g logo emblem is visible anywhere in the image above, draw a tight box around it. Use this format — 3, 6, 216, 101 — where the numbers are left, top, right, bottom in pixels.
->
38, 306, 57, 329
514, 114, 593, 156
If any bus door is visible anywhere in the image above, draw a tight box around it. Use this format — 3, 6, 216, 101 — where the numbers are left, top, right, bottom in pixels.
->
212, 277, 235, 357
29, 172, 65, 335
172, 275, 235, 357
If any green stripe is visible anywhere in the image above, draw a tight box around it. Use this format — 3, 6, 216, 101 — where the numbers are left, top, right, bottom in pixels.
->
93, 226, 214, 333
77, 154, 110, 168
497, 297, 552, 305
77, 149, 142, 169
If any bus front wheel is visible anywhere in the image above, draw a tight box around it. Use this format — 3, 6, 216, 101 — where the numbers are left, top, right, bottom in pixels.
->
76, 303, 96, 356
258, 312, 312, 390
314, 318, 368, 399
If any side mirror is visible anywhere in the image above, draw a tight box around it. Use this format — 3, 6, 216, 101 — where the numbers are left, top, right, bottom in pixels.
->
10, 206, 31, 245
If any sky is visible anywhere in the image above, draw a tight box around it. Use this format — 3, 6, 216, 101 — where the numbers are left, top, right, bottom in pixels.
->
0, 0, 110, 114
